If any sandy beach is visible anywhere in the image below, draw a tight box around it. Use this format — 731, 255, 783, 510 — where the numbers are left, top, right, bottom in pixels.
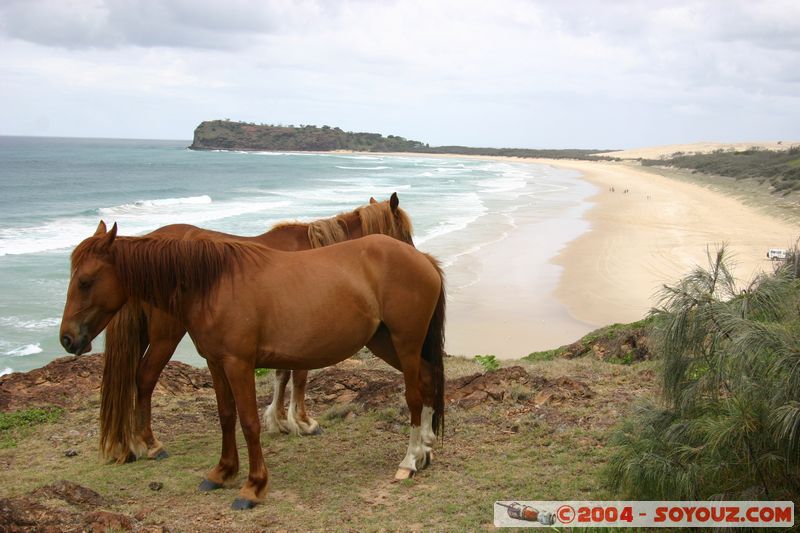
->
444, 156, 799, 359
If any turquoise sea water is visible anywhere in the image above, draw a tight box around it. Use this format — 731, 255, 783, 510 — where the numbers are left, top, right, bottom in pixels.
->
0, 136, 592, 373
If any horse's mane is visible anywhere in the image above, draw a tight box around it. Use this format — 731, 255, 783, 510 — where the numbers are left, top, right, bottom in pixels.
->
355, 202, 413, 244
307, 217, 349, 248
272, 200, 414, 249
72, 235, 266, 312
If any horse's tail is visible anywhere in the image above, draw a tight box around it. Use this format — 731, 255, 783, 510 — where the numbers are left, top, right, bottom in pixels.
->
100, 300, 148, 463
421, 254, 446, 440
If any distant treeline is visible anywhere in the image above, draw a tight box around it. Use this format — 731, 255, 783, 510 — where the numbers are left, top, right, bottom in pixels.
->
642, 147, 800, 195
189, 120, 613, 160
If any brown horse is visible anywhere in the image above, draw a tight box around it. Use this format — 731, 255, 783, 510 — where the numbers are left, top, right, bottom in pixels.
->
100, 194, 415, 464
61, 222, 445, 509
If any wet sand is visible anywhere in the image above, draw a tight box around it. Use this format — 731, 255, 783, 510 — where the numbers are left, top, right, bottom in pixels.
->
443, 156, 798, 358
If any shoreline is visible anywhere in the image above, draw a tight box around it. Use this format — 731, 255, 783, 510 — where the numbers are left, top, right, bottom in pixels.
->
385, 152, 799, 357
538, 158, 799, 327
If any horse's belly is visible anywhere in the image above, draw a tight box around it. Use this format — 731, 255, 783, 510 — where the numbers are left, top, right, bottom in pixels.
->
256, 318, 379, 370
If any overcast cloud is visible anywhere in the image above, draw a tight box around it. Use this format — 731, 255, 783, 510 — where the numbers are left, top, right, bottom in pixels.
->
0, 0, 798, 148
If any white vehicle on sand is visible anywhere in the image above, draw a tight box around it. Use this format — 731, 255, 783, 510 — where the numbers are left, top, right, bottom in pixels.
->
767, 248, 789, 261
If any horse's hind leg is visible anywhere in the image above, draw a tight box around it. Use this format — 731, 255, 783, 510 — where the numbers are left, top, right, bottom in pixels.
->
200, 360, 240, 491
137, 313, 185, 460
388, 333, 430, 480
286, 370, 321, 436
262, 369, 291, 434
368, 325, 437, 451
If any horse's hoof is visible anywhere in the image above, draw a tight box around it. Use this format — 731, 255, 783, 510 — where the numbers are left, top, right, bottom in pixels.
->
393, 467, 415, 481
198, 479, 223, 491
153, 449, 169, 461
310, 425, 323, 436
124, 452, 138, 464
231, 497, 257, 510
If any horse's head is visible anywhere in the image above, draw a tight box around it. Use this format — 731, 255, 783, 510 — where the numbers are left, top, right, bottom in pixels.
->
365, 192, 414, 246
59, 221, 127, 355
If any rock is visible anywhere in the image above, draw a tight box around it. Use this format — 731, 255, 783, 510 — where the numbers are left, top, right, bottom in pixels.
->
85, 510, 133, 532
562, 341, 590, 359
31, 480, 105, 507
334, 390, 358, 404
64, 449, 79, 457
0, 353, 212, 411
148, 482, 163, 491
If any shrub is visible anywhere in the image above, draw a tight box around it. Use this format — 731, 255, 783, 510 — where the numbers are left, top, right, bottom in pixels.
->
605, 246, 800, 500
474, 354, 500, 372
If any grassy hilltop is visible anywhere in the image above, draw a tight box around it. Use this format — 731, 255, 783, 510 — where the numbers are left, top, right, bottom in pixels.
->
189, 120, 611, 159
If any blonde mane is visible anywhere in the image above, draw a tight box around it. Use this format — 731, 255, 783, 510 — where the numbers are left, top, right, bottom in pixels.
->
307, 217, 349, 248
273, 199, 414, 249
355, 201, 413, 245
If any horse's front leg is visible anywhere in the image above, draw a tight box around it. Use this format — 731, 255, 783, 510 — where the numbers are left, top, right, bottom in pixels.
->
136, 327, 185, 460
287, 370, 322, 436
199, 360, 240, 491
223, 358, 269, 509
262, 369, 291, 434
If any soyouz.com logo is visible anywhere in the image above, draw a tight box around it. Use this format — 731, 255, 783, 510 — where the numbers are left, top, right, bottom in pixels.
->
494, 501, 795, 528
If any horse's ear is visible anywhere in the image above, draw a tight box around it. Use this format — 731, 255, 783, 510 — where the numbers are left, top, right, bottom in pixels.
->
369, 197, 377, 204
99, 222, 118, 252
94, 220, 107, 236
390, 192, 399, 213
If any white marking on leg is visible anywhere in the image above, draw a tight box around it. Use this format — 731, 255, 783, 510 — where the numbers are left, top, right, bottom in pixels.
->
420, 406, 436, 447
262, 373, 290, 434
262, 400, 283, 434
398, 425, 426, 472
286, 395, 301, 436
286, 395, 320, 436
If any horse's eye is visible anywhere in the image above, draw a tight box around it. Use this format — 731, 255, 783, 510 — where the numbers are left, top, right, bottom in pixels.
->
78, 278, 93, 290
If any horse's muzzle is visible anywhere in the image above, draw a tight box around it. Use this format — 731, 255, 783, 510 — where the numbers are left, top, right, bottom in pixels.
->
60, 334, 91, 355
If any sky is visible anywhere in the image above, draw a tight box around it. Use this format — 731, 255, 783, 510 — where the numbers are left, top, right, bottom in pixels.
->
0, 0, 799, 149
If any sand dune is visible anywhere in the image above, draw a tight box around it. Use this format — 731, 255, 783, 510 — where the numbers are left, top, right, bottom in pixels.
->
598, 141, 800, 160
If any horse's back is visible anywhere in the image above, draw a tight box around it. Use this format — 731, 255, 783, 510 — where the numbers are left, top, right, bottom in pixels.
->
209, 235, 442, 369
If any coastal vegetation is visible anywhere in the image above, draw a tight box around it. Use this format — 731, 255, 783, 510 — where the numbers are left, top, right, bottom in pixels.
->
641, 147, 800, 195
189, 120, 613, 160
606, 248, 800, 500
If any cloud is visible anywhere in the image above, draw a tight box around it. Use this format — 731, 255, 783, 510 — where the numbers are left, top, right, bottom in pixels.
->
0, 0, 798, 146
0, 0, 324, 49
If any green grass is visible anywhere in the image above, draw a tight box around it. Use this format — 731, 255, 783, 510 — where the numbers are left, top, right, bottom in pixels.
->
0, 407, 64, 448
524, 347, 564, 361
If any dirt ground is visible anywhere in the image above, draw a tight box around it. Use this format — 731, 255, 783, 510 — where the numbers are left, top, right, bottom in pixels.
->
0, 354, 657, 532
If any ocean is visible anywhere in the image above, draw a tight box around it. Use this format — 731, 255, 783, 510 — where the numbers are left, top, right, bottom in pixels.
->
0, 136, 593, 373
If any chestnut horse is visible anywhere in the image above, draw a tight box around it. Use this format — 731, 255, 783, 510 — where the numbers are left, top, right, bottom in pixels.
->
61, 222, 445, 509
100, 194, 414, 463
